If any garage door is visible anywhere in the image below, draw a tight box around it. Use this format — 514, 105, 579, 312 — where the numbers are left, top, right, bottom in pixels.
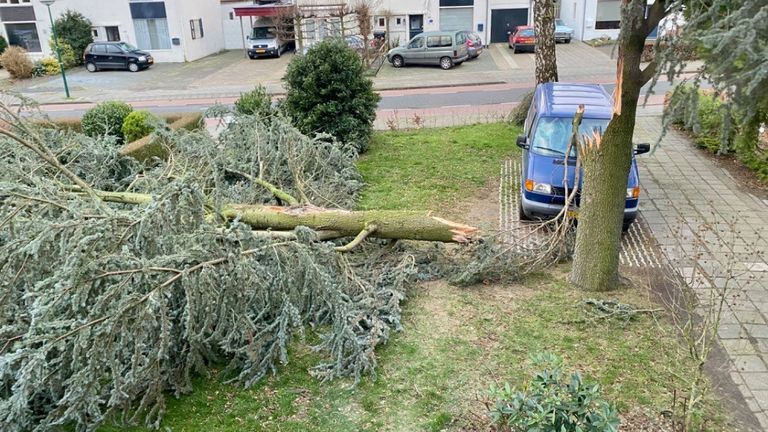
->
439, 7, 473, 32
490, 8, 529, 43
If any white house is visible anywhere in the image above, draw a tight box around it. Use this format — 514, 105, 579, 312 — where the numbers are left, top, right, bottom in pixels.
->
559, 0, 668, 42
0, 0, 223, 63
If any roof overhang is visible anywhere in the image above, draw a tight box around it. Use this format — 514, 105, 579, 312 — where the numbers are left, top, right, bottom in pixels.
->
233, 4, 294, 17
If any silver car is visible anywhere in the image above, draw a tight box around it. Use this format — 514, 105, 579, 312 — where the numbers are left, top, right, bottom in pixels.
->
463, 31, 484, 59
387, 31, 469, 70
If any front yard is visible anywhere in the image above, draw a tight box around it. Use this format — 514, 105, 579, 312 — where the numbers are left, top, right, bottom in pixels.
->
103, 123, 730, 431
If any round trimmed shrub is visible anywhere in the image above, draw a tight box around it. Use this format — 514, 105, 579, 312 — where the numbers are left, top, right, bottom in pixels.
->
282, 39, 380, 153
53, 10, 93, 65
0, 46, 34, 79
235, 85, 274, 118
122, 110, 162, 143
81, 101, 133, 142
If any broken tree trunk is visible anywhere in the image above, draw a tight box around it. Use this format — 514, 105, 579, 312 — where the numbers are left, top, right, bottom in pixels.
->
77, 189, 480, 243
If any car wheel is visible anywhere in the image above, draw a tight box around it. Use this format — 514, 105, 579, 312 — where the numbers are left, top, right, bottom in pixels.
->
565, 38, 571, 44
276, 48, 282, 58
391, 55, 404, 68
439, 57, 453, 70
86, 62, 97, 73
128, 63, 139, 72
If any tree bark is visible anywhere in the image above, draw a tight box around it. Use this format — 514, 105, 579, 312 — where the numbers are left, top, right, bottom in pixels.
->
570, 0, 667, 291
78, 189, 479, 243
534, 0, 558, 84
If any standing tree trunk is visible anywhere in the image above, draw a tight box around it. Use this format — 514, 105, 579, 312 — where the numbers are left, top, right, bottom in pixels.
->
534, 0, 558, 84
570, 0, 669, 291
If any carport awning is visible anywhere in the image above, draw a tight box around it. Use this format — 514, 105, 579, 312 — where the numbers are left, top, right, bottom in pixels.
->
233, 5, 293, 17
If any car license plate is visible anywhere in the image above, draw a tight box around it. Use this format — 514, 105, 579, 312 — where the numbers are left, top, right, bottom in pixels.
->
566, 209, 579, 219
256, 49, 266, 53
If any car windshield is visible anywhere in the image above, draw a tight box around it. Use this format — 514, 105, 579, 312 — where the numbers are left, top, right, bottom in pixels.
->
556, 19, 566, 26
117, 42, 137, 52
531, 117, 609, 157
251, 27, 276, 39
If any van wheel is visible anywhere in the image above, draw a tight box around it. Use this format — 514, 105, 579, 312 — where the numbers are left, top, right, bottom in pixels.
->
391, 55, 403, 68
518, 201, 531, 221
86, 62, 97, 73
128, 63, 139, 72
622, 220, 633, 232
439, 57, 453, 70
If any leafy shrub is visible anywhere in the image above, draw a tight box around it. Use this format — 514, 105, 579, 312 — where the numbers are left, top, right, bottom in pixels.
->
81, 101, 133, 142
509, 91, 533, 126
31, 61, 46, 78
49, 38, 78, 69
489, 353, 620, 432
39, 57, 61, 76
53, 10, 93, 65
667, 85, 735, 153
122, 110, 162, 143
0, 35, 7, 57
235, 85, 274, 118
282, 39, 380, 153
0, 46, 34, 79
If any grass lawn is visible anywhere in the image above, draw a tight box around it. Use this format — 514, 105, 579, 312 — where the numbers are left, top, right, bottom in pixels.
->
102, 123, 728, 431
356, 123, 519, 211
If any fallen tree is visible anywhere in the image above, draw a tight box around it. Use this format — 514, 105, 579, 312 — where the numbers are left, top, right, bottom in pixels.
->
0, 98, 491, 431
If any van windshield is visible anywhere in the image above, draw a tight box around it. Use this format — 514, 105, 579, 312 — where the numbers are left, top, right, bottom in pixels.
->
251, 27, 276, 39
531, 117, 609, 157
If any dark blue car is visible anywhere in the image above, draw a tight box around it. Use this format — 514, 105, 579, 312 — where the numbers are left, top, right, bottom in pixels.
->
516, 83, 649, 231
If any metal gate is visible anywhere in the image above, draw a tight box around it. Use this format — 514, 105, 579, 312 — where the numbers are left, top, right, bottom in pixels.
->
490, 8, 529, 43
439, 7, 473, 32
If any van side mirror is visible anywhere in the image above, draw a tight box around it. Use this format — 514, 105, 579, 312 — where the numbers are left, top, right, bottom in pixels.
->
516, 135, 529, 149
634, 143, 651, 155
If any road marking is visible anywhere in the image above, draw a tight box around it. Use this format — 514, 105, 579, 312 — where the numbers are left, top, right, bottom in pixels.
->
494, 44, 520, 70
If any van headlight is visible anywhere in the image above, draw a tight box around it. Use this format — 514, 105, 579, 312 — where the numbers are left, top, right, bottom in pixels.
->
627, 187, 640, 198
525, 180, 552, 194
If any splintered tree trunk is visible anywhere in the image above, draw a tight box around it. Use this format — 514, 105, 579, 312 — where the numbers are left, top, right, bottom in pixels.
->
534, 0, 558, 84
84, 189, 479, 243
570, 1, 652, 291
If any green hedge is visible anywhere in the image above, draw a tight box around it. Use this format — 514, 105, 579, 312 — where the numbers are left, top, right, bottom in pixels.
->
667, 86, 767, 182
119, 113, 202, 162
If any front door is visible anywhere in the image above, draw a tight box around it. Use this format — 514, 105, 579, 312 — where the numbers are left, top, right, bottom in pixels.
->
408, 15, 424, 40
105, 44, 126, 69
404, 35, 425, 64
490, 8, 529, 43
105, 26, 120, 42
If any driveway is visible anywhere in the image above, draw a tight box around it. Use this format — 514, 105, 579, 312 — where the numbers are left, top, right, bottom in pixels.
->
10, 41, 621, 104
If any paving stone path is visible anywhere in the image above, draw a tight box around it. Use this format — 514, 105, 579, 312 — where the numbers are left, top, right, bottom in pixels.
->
634, 116, 768, 429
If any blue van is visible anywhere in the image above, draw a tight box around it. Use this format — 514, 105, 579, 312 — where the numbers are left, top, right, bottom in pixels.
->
516, 83, 650, 231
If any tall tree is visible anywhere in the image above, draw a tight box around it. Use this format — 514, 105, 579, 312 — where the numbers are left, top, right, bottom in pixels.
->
534, 0, 558, 83
570, 0, 672, 290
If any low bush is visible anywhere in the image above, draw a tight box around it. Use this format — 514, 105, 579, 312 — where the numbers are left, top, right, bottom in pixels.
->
0, 35, 7, 57
0, 46, 34, 79
39, 57, 61, 76
49, 38, 78, 69
489, 353, 620, 432
81, 101, 133, 142
122, 110, 162, 143
509, 91, 533, 126
234, 85, 274, 118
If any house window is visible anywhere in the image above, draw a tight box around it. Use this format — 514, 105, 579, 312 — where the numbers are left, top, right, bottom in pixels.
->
91, 28, 99, 38
396, 17, 403, 26
130, 1, 171, 50
229, 11, 234, 20
190, 18, 203, 39
0, 0, 33, 4
376, 16, 385, 27
4, 22, 40, 52
595, 0, 621, 29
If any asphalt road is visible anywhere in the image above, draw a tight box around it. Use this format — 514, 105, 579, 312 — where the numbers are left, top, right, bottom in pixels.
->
37, 80, 679, 119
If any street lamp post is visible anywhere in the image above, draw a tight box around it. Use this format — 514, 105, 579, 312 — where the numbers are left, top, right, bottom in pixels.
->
40, 0, 70, 98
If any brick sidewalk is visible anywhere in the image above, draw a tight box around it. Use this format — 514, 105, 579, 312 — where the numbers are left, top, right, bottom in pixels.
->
634, 116, 768, 430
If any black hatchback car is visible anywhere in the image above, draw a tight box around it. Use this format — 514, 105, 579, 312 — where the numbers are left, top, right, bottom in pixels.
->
83, 42, 153, 73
